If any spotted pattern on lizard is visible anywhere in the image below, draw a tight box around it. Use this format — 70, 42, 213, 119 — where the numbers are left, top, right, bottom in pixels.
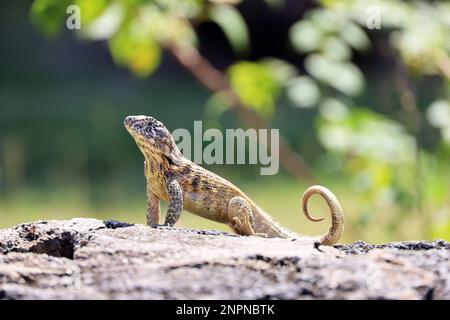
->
124, 115, 344, 245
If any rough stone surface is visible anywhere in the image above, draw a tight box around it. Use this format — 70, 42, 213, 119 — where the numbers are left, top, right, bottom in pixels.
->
0, 218, 448, 300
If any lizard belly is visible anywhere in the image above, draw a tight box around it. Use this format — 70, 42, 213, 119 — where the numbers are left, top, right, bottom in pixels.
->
183, 191, 229, 223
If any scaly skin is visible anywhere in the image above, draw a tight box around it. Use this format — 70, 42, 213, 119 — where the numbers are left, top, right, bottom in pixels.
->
124, 115, 344, 245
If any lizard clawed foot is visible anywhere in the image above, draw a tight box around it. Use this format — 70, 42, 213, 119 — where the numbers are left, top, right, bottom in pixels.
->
230, 216, 253, 234
231, 217, 267, 237
228, 196, 257, 236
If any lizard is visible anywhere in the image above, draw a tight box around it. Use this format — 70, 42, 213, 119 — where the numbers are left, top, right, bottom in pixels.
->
124, 115, 344, 245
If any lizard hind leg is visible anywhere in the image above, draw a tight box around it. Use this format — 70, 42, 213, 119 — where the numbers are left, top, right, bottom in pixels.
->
227, 197, 267, 237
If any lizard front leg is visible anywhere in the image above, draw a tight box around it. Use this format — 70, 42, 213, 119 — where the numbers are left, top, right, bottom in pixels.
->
145, 161, 161, 227
163, 179, 183, 227
227, 197, 267, 237
146, 187, 161, 227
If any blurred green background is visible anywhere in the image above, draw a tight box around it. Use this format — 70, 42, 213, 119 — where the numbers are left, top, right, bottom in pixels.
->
0, 0, 449, 243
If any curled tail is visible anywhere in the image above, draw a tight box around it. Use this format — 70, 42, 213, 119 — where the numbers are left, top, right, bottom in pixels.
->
301, 185, 344, 246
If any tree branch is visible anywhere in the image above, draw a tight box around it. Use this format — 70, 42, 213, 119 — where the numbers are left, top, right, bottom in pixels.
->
169, 44, 315, 183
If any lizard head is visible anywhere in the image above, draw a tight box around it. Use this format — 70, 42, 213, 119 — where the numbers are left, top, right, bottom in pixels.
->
124, 115, 182, 164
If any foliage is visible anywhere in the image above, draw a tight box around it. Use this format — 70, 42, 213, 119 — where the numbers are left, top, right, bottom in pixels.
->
227, 60, 289, 118
27, 0, 450, 240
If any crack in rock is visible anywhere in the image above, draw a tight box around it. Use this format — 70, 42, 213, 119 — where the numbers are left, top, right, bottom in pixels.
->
103, 220, 134, 229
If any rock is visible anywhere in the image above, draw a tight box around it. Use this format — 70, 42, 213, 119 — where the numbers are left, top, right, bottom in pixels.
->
0, 218, 448, 299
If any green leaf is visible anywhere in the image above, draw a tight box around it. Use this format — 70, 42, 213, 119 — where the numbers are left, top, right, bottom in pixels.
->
286, 76, 321, 108
289, 20, 323, 53
261, 58, 297, 84
427, 100, 450, 144
74, 0, 109, 24
305, 54, 364, 96
317, 108, 417, 164
227, 61, 280, 118
318, 98, 349, 121
426, 100, 450, 129
321, 36, 351, 61
154, 0, 203, 19
340, 22, 371, 51
80, 2, 125, 40
30, 0, 71, 37
308, 8, 344, 33
210, 4, 250, 55
134, 5, 197, 47
108, 26, 161, 77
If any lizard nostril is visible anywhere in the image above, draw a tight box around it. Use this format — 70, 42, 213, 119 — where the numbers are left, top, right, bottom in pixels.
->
124, 116, 134, 127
